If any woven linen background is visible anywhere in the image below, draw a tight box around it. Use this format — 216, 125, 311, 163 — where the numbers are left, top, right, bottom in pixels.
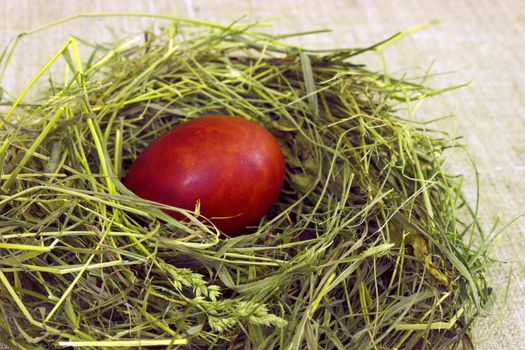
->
1, 0, 524, 349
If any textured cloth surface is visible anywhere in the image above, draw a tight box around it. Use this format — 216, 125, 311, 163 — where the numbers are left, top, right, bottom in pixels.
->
1, 0, 524, 349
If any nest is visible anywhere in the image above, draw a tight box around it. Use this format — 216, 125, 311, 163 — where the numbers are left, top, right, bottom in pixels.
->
0, 17, 493, 349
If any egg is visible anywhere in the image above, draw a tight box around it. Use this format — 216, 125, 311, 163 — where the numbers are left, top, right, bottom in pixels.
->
124, 115, 285, 235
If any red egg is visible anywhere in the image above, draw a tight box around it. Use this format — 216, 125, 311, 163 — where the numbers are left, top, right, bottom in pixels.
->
124, 115, 285, 235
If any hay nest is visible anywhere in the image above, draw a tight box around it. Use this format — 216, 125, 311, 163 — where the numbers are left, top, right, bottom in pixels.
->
0, 17, 493, 349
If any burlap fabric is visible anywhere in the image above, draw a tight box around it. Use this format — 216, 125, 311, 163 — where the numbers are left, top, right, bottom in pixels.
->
1, 1, 523, 349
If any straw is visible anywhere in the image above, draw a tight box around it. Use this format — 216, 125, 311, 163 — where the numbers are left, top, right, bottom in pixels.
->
0, 16, 495, 349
